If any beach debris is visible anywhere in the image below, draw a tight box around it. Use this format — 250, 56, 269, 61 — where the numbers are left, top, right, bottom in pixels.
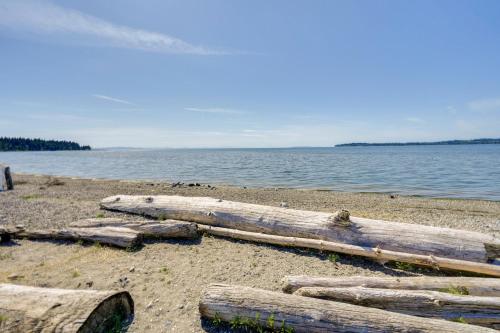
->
70, 218, 198, 239
282, 275, 500, 295
100, 195, 500, 263
0, 283, 134, 333
293, 286, 500, 328
0, 164, 13, 191
199, 284, 493, 333
196, 224, 500, 276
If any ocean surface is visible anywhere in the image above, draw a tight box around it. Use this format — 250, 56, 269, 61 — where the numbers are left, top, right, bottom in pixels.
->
1, 145, 500, 200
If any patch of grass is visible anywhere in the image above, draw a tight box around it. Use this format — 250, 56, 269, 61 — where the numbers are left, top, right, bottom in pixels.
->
223, 313, 293, 333
452, 317, 468, 324
393, 261, 417, 271
71, 269, 81, 278
76, 239, 84, 246
159, 267, 169, 274
212, 312, 222, 327
96, 212, 105, 218
0, 314, 8, 323
93, 242, 103, 250
0, 253, 13, 260
20, 194, 42, 201
157, 214, 167, 221
440, 285, 469, 296
327, 253, 340, 263
107, 312, 126, 333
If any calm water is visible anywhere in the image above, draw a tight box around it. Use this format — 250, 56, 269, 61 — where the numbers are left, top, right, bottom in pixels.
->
1, 145, 500, 200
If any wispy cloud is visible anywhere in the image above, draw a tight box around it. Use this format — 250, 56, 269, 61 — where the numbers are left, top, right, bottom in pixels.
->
93, 94, 134, 105
406, 117, 425, 124
184, 107, 247, 114
468, 98, 500, 112
0, 0, 224, 55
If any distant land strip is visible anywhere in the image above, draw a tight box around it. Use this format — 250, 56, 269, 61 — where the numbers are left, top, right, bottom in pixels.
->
335, 138, 500, 147
0, 137, 91, 151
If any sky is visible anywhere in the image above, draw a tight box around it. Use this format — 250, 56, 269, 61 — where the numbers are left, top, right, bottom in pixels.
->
1, 0, 500, 148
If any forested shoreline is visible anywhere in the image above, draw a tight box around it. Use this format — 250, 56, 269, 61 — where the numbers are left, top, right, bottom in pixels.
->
0, 137, 91, 151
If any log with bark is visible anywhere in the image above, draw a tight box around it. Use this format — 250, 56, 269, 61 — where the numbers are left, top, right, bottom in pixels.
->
282, 275, 500, 295
70, 217, 198, 239
0, 283, 133, 333
0, 164, 13, 191
199, 284, 496, 333
3, 225, 142, 248
100, 195, 500, 263
197, 225, 500, 276
294, 286, 500, 328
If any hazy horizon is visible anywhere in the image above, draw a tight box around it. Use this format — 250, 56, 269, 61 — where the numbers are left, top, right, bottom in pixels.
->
1, 0, 500, 148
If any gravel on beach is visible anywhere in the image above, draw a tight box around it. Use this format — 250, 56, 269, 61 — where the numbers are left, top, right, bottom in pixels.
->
1, 174, 499, 332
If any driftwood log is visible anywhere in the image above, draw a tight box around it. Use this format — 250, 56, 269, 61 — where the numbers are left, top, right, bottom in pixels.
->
0, 164, 13, 191
282, 275, 500, 296
294, 286, 500, 328
70, 218, 198, 239
2, 225, 142, 248
0, 283, 133, 333
199, 284, 495, 333
100, 195, 500, 263
197, 225, 500, 276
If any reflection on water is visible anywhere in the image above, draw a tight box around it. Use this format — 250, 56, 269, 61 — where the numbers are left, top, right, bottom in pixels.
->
1, 145, 499, 200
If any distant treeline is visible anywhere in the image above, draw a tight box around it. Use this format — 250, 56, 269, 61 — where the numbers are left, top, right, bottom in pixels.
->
0, 137, 91, 151
336, 138, 500, 147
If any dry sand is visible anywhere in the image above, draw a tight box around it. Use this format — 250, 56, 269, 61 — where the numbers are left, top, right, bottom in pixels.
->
1, 174, 500, 332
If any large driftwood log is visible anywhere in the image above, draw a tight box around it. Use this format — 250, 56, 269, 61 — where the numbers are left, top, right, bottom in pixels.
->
4, 225, 142, 248
0, 164, 13, 191
197, 225, 500, 276
199, 284, 495, 333
70, 218, 198, 239
282, 275, 500, 295
294, 286, 500, 328
101, 195, 500, 262
0, 283, 133, 333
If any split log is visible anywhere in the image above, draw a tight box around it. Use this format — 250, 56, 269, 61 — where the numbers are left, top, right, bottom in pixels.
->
100, 195, 500, 263
0, 164, 13, 191
199, 284, 495, 333
70, 218, 198, 239
282, 275, 500, 296
294, 286, 500, 328
0, 283, 133, 333
198, 225, 500, 276
6, 225, 142, 248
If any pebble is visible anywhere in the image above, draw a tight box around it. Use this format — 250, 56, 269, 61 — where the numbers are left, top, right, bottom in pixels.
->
129, 266, 135, 272
7, 273, 22, 280
85, 281, 93, 288
280, 202, 289, 208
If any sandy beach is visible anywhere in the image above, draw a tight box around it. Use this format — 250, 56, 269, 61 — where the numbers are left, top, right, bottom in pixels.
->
1, 174, 500, 332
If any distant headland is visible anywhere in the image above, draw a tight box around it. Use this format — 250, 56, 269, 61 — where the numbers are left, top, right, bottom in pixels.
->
335, 138, 500, 147
0, 137, 91, 151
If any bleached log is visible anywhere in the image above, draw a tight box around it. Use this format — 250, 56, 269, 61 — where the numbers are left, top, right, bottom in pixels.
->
70, 218, 198, 239
6, 225, 142, 248
283, 275, 500, 296
294, 286, 500, 328
0, 164, 12, 191
198, 225, 500, 276
100, 195, 500, 262
199, 284, 495, 333
0, 283, 133, 333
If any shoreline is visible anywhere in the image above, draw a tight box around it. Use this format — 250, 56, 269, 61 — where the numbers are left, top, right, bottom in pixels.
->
12, 172, 499, 203
1, 174, 500, 332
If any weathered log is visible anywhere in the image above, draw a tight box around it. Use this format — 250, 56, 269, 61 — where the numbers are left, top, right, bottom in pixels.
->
6, 225, 142, 248
0, 283, 133, 333
0, 164, 13, 191
199, 284, 495, 333
100, 195, 500, 262
70, 217, 198, 239
198, 225, 500, 276
282, 275, 500, 295
294, 286, 500, 328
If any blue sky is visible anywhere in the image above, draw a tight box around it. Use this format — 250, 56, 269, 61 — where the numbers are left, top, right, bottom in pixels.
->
1, 0, 500, 148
